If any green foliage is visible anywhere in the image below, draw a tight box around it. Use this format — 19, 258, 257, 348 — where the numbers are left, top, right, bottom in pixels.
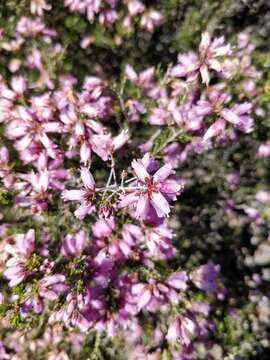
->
0, 188, 12, 205
26, 254, 43, 271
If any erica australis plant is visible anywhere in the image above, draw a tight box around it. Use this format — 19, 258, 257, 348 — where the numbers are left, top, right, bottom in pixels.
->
0, 0, 269, 359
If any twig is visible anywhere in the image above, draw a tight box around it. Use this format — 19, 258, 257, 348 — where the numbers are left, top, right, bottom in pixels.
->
152, 128, 183, 156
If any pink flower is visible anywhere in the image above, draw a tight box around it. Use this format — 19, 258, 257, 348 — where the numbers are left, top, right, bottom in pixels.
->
92, 217, 115, 239
171, 32, 231, 85
15, 169, 51, 213
127, 100, 146, 122
258, 143, 270, 158
145, 223, 176, 259
166, 315, 197, 345
4, 229, 35, 287
140, 10, 162, 32
30, 0, 52, 17
127, 0, 145, 16
61, 231, 87, 257
39, 274, 68, 300
6, 105, 61, 158
21, 275, 67, 315
92, 129, 129, 161
191, 263, 219, 293
203, 119, 226, 143
119, 154, 183, 220
0, 146, 14, 189
197, 32, 231, 85
62, 167, 95, 219
124, 64, 155, 90
199, 86, 254, 142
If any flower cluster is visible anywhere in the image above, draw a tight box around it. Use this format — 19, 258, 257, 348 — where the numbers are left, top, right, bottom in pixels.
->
0, 1, 268, 359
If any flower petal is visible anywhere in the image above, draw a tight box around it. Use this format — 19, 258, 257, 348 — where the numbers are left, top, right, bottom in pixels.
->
81, 167, 95, 189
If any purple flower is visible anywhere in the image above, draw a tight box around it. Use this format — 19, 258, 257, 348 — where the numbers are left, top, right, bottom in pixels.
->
92, 129, 129, 161
166, 315, 197, 345
199, 86, 254, 142
4, 229, 35, 287
119, 154, 183, 220
191, 263, 219, 293
62, 167, 95, 219
170, 32, 231, 85
61, 230, 87, 257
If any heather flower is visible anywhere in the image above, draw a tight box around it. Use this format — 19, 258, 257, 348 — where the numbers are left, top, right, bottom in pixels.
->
61, 231, 87, 257
4, 229, 35, 287
119, 154, 183, 220
39, 275, 68, 300
6, 105, 61, 158
30, 0, 52, 17
0, 342, 9, 360
255, 190, 270, 204
171, 32, 231, 85
92, 218, 141, 260
127, 100, 146, 122
127, 0, 145, 16
0, 146, 14, 189
62, 167, 95, 219
15, 169, 50, 213
196, 32, 231, 85
58, 85, 113, 164
162, 143, 182, 169
36, 152, 69, 191
190, 263, 219, 293
166, 315, 197, 345
199, 86, 254, 142
10, 75, 27, 97
80, 36, 92, 49
91, 129, 129, 161
124, 64, 155, 90
132, 272, 187, 312
144, 223, 176, 259
170, 52, 198, 79
149, 107, 170, 125
92, 217, 115, 239
166, 271, 188, 292
99, 9, 118, 26
140, 10, 162, 32
49, 288, 101, 331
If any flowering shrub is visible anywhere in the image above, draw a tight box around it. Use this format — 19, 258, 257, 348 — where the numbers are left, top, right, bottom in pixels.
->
0, 1, 270, 359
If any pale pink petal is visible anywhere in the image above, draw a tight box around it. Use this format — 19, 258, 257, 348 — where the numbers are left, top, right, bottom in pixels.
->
131, 159, 150, 181
80, 167, 95, 189
74, 204, 93, 219
125, 64, 138, 82
62, 190, 82, 201
151, 191, 171, 217
199, 32, 211, 54
212, 44, 231, 57
203, 119, 226, 143
16, 134, 33, 150
39, 169, 49, 192
153, 164, 173, 182
80, 142, 91, 165
221, 109, 241, 125
200, 65, 210, 86
208, 59, 221, 72
135, 195, 150, 219
39, 132, 53, 148
166, 320, 179, 343
42, 122, 62, 132
112, 129, 129, 151
138, 289, 152, 310
132, 283, 145, 294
